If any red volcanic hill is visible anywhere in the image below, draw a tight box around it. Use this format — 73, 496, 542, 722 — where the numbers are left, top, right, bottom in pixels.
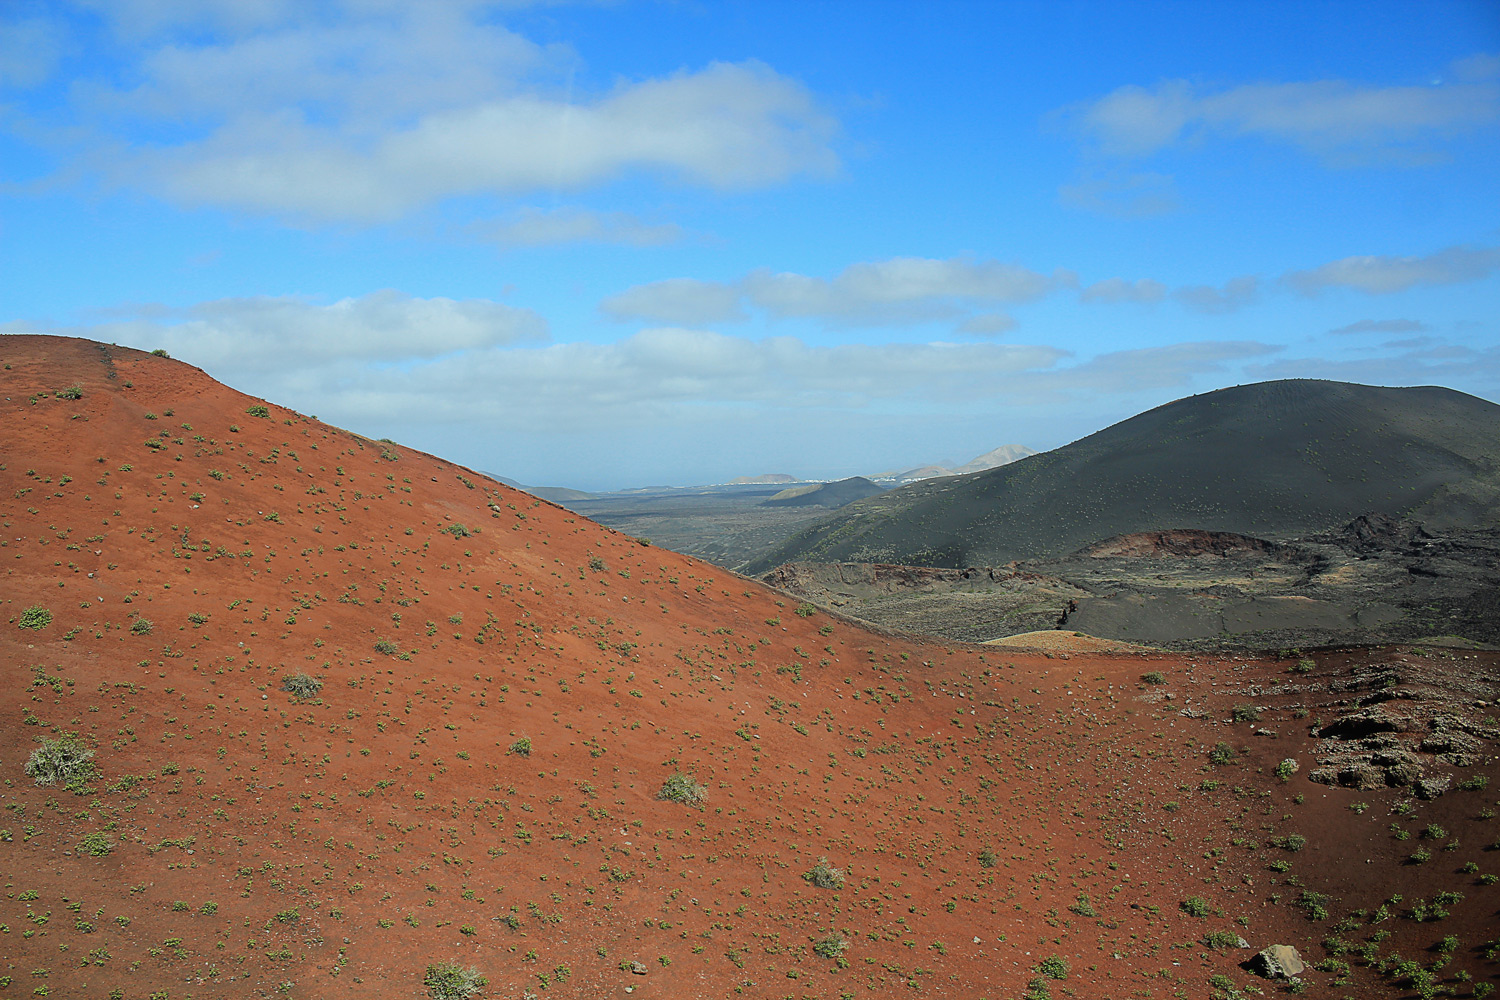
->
1, 335, 1497, 999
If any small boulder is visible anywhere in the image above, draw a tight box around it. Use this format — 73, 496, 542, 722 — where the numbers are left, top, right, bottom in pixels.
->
1247, 944, 1305, 980
629, 961, 648, 975
1416, 774, 1451, 800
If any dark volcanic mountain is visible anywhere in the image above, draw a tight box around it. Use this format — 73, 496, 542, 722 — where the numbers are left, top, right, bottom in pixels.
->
745, 380, 1500, 572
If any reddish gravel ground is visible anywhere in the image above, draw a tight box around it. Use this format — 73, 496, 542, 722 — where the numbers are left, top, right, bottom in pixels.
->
1, 334, 1497, 1000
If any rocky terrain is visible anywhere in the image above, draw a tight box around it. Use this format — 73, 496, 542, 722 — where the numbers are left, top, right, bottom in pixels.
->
1, 336, 1496, 1000
764, 518, 1500, 652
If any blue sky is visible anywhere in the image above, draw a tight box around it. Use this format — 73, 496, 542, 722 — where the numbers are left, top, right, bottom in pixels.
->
2, 0, 1498, 489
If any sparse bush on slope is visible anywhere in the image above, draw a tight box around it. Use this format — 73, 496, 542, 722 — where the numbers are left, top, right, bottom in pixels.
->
24, 733, 97, 792
424, 962, 486, 999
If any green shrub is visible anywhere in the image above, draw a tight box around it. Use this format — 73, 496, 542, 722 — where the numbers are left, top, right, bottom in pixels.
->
1022, 977, 1052, 1000
77, 832, 112, 857
1208, 741, 1236, 765
373, 639, 399, 655
1203, 930, 1239, 950
1141, 671, 1166, 685
1230, 704, 1260, 723
794, 603, 817, 617
246, 404, 270, 417
977, 847, 998, 869
280, 673, 323, 700
811, 933, 847, 959
803, 857, 845, 890
1179, 896, 1212, 918
130, 618, 153, 635
509, 737, 532, 757
1036, 955, 1069, 980
1290, 657, 1314, 673
1067, 893, 1097, 917
57, 385, 83, 400
24, 733, 97, 792
1270, 833, 1307, 852
151, 348, 170, 357
657, 772, 707, 808
423, 962, 486, 1000
1274, 758, 1298, 781
17, 606, 52, 630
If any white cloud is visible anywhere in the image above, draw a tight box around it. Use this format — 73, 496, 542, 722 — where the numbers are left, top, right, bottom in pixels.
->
210, 327, 1071, 430
1080, 277, 1167, 304
55, 290, 547, 373
599, 279, 744, 325
0, 13, 65, 88
479, 207, 683, 248
1058, 171, 1179, 217
135, 60, 835, 221
1285, 245, 1500, 295
37, 4, 838, 221
598, 255, 1065, 329
1071, 72, 1499, 160
20, 297, 1281, 433
1327, 318, 1427, 336
743, 256, 1060, 325
955, 313, 1017, 336
1174, 275, 1259, 314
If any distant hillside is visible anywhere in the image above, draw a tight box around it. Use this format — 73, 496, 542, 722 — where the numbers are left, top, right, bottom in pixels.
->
745, 380, 1500, 572
871, 444, 1036, 483
870, 463, 952, 484
484, 472, 597, 503
763, 476, 886, 508
950, 443, 1037, 475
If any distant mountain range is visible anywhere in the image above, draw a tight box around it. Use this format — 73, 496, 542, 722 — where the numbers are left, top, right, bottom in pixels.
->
489, 443, 1038, 500
867, 444, 1038, 484
743, 380, 1500, 573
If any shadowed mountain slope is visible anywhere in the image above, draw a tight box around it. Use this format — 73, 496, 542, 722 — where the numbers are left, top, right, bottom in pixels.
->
2, 340, 1496, 999
745, 380, 1500, 573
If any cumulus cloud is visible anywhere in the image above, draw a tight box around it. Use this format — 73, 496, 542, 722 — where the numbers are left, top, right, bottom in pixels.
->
1069, 71, 1499, 161
52, 290, 547, 373
34, 4, 838, 221
1174, 275, 1259, 314
1058, 171, 1179, 217
18, 292, 1285, 437
742, 256, 1061, 325
0, 12, 65, 88
1327, 318, 1427, 336
1285, 245, 1500, 295
955, 313, 1018, 336
599, 279, 745, 325
598, 255, 1065, 329
1080, 277, 1167, 304
478, 207, 683, 248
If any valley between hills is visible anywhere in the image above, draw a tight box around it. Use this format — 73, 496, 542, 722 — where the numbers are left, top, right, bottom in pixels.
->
2, 335, 1498, 1000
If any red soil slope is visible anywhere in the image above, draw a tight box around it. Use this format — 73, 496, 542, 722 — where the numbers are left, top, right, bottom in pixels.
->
1, 335, 1497, 999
